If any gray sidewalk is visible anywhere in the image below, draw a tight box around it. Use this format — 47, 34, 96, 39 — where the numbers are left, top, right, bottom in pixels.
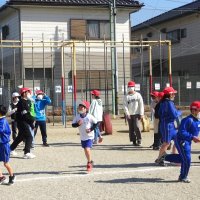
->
1, 119, 200, 200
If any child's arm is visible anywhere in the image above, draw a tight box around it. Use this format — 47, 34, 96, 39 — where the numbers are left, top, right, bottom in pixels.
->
72, 116, 83, 128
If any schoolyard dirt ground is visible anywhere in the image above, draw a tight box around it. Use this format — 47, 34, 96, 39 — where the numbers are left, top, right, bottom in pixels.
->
0, 119, 200, 200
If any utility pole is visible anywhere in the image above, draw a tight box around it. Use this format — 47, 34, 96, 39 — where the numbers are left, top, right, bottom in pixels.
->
110, 0, 118, 117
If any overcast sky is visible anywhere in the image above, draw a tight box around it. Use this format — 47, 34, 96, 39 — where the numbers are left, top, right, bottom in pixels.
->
0, 0, 196, 26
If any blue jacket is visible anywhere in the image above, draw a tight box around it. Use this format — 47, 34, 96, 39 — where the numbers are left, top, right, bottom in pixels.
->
0, 117, 11, 144
158, 98, 182, 136
34, 95, 51, 121
177, 114, 200, 144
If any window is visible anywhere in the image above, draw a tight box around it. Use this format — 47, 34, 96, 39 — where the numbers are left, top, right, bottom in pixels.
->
68, 70, 112, 91
1, 25, 9, 40
70, 19, 110, 40
166, 29, 180, 44
181, 28, 187, 38
25, 68, 52, 79
88, 20, 110, 39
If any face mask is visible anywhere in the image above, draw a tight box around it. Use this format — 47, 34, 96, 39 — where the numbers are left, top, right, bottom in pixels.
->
78, 110, 85, 114
37, 95, 43, 100
27, 93, 32, 100
127, 87, 135, 92
14, 98, 19, 102
197, 113, 200, 120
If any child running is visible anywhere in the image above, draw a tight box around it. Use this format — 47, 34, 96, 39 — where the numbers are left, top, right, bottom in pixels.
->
0, 105, 16, 185
72, 100, 97, 172
160, 101, 200, 183
155, 87, 181, 166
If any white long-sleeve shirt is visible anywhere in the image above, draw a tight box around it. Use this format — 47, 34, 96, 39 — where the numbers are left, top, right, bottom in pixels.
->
123, 92, 144, 116
89, 99, 103, 122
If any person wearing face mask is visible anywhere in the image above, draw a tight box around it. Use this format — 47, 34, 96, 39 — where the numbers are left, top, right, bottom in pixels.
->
123, 81, 144, 146
10, 88, 36, 159
72, 100, 97, 172
155, 86, 182, 166
7, 92, 20, 141
158, 101, 200, 183
34, 90, 51, 147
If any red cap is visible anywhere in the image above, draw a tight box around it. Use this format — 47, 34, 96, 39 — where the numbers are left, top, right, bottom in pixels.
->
150, 91, 159, 97
158, 92, 164, 98
128, 81, 135, 87
36, 90, 44, 95
20, 87, 31, 95
163, 87, 177, 95
190, 101, 200, 110
91, 90, 100, 97
79, 100, 90, 110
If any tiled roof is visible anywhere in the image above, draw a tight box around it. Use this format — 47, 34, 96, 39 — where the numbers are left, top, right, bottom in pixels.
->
132, 0, 200, 31
7, 0, 142, 8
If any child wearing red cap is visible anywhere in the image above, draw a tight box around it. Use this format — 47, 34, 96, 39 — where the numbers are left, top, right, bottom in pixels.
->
159, 101, 200, 183
72, 100, 98, 172
89, 90, 103, 144
155, 87, 181, 165
123, 81, 144, 146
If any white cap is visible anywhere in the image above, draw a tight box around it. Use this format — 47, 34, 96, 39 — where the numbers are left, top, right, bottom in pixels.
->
12, 92, 20, 98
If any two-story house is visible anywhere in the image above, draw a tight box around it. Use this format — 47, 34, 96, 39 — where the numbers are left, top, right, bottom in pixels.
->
131, 0, 200, 105
0, 0, 142, 110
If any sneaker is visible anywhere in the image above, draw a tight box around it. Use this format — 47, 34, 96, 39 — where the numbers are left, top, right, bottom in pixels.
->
87, 162, 93, 172
0, 176, 6, 185
43, 143, 49, 147
10, 150, 17, 156
8, 175, 16, 185
133, 141, 137, 146
23, 153, 36, 159
153, 146, 160, 150
178, 177, 191, 183
93, 140, 98, 144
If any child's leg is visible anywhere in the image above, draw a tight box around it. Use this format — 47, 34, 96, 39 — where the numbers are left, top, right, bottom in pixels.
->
84, 147, 92, 162
0, 169, 3, 177
4, 162, 14, 176
157, 142, 170, 160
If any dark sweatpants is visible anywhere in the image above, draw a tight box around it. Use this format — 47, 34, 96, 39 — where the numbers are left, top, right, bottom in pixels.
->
127, 114, 142, 143
10, 121, 33, 154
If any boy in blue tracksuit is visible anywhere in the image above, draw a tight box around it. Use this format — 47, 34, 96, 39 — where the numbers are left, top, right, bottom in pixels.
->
160, 101, 200, 183
155, 87, 182, 165
34, 90, 51, 147
0, 105, 15, 185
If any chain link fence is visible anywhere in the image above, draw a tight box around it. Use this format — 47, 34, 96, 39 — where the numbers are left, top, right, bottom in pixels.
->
0, 75, 199, 116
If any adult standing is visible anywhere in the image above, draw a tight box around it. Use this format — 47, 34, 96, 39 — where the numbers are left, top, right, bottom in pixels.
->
34, 90, 51, 147
89, 90, 103, 144
123, 81, 144, 146
7, 92, 20, 141
10, 88, 35, 159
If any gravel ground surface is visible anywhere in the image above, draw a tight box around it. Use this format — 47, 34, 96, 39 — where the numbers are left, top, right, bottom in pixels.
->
1, 119, 200, 200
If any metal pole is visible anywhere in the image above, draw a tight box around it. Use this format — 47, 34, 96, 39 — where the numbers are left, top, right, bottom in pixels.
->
32, 38, 35, 91
13, 47, 16, 89
159, 32, 163, 88
42, 33, 46, 92
72, 42, 77, 116
61, 46, 65, 125
149, 46, 153, 93
21, 33, 24, 86
110, 1, 116, 117
168, 41, 172, 86
0, 33, 3, 83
